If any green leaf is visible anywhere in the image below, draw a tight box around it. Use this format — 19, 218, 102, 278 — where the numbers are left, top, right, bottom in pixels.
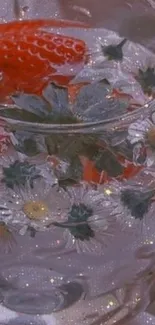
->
0, 108, 43, 123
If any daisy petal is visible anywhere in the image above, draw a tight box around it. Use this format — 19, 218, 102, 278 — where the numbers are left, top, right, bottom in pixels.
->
11, 93, 49, 117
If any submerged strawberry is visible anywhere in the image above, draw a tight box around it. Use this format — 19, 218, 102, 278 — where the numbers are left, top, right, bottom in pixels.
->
117, 156, 143, 180
0, 19, 87, 102
80, 151, 143, 184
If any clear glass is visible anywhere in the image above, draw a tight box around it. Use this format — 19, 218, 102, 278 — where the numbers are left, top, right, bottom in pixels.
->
0, 1, 155, 325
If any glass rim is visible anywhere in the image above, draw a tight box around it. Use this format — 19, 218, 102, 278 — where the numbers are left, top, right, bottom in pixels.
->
0, 102, 150, 135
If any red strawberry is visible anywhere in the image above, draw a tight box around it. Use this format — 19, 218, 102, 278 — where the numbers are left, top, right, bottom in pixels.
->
0, 19, 88, 101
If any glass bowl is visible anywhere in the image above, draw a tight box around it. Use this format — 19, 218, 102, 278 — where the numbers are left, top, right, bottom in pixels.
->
0, 2, 155, 325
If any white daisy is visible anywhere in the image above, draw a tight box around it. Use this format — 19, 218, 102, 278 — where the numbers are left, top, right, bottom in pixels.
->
88, 32, 155, 78
0, 147, 57, 188
1, 178, 67, 236
71, 65, 147, 106
98, 180, 155, 234
70, 30, 155, 104
45, 26, 155, 105
48, 182, 116, 255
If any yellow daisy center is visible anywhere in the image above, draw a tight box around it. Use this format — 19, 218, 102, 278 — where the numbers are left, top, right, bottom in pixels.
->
23, 200, 49, 220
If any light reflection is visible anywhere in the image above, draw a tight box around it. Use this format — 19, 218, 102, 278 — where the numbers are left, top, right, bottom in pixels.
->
106, 298, 116, 309
144, 239, 154, 245
104, 189, 112, 195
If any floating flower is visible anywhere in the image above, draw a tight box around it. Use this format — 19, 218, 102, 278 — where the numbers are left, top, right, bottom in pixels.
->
48, 182, 116, 254
123, 46, 155, 102
73, 79, 130, 122
0, 79, 132, 125
120, 188, 153, 221
102, 39, 127, 62
0, 80, 136, 186
0, 82, 79, 125
13, 132, 47, 158
0, 82, 111, 175
0, 146, 57, 188
70, 31, 155, 104
0, 82, 148, 185
0, 178, 67, 236
70, 64, 147, 105
2, 160, 40, 189
99, 180, 155, 233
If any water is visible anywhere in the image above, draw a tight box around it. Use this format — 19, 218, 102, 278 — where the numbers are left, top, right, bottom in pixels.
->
0, 3, 155, 325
